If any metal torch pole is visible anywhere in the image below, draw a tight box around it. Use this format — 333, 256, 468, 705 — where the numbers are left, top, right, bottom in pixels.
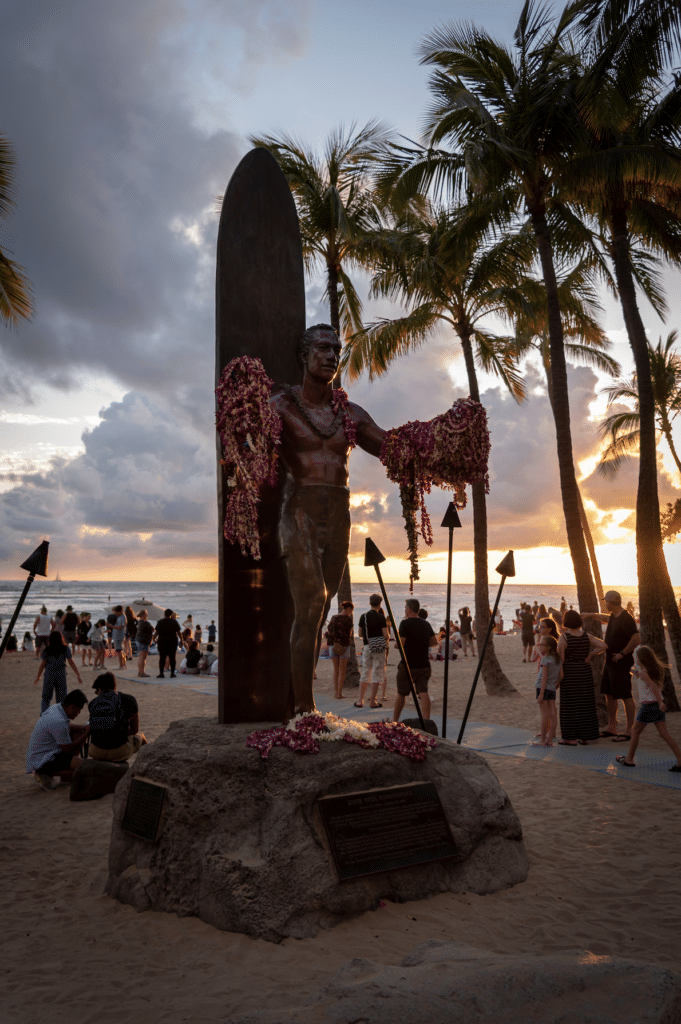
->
372, 563, 427, 732
0, 573, 36, 661
442, 525, 454, 737
456, 575, 508, 745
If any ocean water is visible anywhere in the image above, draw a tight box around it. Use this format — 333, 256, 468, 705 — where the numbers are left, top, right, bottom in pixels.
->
0, 579, 649, 643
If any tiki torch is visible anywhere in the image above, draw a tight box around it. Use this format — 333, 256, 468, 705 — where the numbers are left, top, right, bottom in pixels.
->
0, 541, 50, 661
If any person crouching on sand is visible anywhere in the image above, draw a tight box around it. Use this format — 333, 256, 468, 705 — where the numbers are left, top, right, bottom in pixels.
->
616, 645, 681, 772
532, 635, 562, 747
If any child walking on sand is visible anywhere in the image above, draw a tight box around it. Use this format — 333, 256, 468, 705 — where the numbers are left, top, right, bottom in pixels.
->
616, 645, 681, 772
532, 635, 562, 747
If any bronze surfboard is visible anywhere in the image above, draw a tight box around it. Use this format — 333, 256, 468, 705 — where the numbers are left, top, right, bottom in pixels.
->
215, 147, 304, 723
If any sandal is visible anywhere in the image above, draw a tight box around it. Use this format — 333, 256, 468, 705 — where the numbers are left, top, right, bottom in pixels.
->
611, 735, 631, 742
353, 701, 364, 708
616, 755, 635, 767
369, 702, 383, 708
559, 739, 578, 745
599, 730, 618, 738
669, 764, 681, 773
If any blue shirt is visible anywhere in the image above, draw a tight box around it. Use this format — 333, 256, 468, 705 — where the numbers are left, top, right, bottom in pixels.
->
26, 703, 71, 773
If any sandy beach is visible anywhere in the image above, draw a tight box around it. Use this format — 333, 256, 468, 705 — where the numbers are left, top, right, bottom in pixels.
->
2, 637, 680, 1024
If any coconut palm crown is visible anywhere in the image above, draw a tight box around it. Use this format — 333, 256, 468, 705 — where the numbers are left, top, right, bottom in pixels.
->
248, 121, 393, 341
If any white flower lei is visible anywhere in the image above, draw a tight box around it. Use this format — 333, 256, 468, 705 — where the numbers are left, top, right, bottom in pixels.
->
286, 711, 380, 747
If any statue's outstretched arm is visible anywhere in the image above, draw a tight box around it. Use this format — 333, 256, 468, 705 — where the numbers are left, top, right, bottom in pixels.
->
353, 405, 386, 458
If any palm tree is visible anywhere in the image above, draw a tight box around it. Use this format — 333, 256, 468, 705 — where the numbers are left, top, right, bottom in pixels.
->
376, 0, 601, 612
248, 121, 391, 340
343, 206, 534, 695
570, 0, 681, 706
513, 260, 621, 604
0, 133, 32, 327
598, 332, 681, 479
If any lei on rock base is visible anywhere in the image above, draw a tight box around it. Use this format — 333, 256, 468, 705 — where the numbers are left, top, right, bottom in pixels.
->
380, 397, 491, 589
215, 356, 282, 560
246, 711, 436, 762
216, 356, 357, 559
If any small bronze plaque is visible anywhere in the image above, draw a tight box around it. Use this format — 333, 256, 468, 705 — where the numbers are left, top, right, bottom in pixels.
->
318, 782, 458, 881
122, 778, 167, 843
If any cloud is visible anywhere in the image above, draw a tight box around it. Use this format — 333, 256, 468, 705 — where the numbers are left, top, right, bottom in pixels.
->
0, 0, 311, 398
0, 391, 217, 568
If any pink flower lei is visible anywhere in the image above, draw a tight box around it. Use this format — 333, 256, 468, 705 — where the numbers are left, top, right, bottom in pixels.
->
380, 398, 491, 589
215, 356, 282, 559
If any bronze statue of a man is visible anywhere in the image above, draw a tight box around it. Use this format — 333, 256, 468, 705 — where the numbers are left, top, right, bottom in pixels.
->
271, 323, 386, 714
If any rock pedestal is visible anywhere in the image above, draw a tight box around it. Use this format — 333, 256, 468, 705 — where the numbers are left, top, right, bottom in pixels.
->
106, 717, 528, 941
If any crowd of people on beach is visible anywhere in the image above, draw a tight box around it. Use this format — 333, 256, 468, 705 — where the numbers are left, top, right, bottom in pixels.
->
20, 589, 681, 789
23, 604, 219, 791
516, 590, 681, 773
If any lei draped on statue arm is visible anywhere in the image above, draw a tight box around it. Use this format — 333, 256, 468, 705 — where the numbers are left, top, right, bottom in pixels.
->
216, 356, 356, 559
380, 398, 491, 589
215, 357, 282, 560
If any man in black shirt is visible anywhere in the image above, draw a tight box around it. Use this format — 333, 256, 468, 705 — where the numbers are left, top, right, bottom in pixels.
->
355, 594, 389, 708
520, 604, 535, 662
595, 590, 640, 739
88, 672, 147, 762
135, 609, 154, 678
153, 608, 182, 678
394, 598, 437, 723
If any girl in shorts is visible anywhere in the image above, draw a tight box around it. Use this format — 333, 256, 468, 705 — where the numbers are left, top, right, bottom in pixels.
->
532, 635, 562, 747
616, 645, 681, 771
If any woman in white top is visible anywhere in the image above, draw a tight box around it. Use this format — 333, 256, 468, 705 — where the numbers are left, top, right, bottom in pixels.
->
33, 606, 54, 659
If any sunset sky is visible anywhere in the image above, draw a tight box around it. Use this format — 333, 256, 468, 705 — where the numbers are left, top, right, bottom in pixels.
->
2, 0, 681, 585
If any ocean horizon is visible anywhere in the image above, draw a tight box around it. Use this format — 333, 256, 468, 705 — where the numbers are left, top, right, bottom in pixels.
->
0, 579, 655, 643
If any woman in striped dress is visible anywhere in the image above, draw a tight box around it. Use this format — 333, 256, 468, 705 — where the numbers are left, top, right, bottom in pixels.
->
557, 609, 607, 745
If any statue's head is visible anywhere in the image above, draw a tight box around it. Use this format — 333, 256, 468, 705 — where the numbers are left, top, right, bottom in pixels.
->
297, 323, 340, 381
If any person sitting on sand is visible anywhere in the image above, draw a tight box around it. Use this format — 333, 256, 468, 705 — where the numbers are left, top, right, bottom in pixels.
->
616, 645, 681, 773
184, 640, 202, 675
199, 644, 218, 673
88, 672, 147, 762
25, 689, 90, 791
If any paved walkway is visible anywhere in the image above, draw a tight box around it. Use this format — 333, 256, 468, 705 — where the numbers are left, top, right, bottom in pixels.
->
113, 670, 681, 792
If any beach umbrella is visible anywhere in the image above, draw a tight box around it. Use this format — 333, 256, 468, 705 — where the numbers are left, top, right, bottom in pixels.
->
118, 599, 167, 620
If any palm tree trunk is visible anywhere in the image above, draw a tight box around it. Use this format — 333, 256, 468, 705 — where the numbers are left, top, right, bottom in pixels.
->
327, 262, 340, 336
662, 422, 681, 478
577, 486, 604, 607
460, 329, 517, 695
609, 207, 680, 710
545, 364, 603, 609
530, 204, 598, 613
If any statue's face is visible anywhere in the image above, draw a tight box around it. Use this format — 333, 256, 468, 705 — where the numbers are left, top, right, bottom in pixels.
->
304, 331, 341, 383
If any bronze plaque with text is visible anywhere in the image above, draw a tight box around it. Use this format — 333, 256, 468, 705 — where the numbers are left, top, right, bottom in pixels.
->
122, 779, 167, 843
317, 782, 458, 881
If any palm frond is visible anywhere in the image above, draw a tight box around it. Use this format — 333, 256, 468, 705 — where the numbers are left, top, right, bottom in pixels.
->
341, 305, 444, 382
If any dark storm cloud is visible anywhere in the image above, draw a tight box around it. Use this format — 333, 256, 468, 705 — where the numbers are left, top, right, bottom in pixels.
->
0, 0, 310, 399
0, 391, 217, 566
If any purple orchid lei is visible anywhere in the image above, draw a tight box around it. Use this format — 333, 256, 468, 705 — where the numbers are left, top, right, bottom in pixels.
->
380, 398, 491, 588
215, 356, 282, 559
246, 711, 436, 762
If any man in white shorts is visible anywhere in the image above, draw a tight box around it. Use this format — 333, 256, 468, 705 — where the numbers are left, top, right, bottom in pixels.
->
355, 594, 389, 708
